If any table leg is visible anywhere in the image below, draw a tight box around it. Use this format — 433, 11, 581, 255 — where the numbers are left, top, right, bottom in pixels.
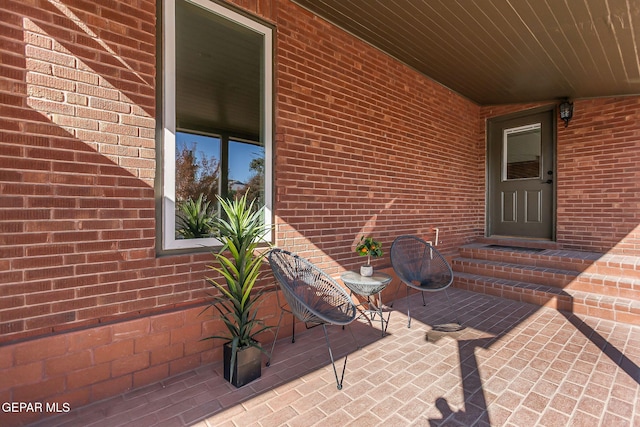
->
349, 291, 373, 327
366, 292, 388, 337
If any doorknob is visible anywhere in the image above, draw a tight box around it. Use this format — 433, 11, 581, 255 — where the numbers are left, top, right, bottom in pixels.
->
543, 179, 553, 184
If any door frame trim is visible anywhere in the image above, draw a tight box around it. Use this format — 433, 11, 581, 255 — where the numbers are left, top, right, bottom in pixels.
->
486, 104, 557, 241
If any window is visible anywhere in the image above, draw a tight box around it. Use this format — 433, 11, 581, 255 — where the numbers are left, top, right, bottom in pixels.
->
162, 0, 273, 251
502, 124, 541, 181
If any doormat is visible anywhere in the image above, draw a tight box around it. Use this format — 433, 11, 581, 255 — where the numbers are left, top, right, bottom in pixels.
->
486, 244, 545, 253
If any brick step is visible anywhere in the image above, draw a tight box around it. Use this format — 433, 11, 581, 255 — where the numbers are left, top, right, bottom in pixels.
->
455, 241, 640, 325
459, 243, 602, 272
473, 237, 560, 250
453, 256, 640, 300
451, 257, 579, 289
583, 253, 640, 280
567, 289, 640, 326
452, 271, 573, 310
571, 273, 640, 300
459, 243, 640, 279
460, 243, 640, 279
453, 272, 640, 326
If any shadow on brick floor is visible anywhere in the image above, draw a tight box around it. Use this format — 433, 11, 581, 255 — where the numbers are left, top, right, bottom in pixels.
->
27, 288, 640, 427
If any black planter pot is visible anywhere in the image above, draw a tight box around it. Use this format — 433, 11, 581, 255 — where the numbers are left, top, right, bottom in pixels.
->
223, 342, 262, 387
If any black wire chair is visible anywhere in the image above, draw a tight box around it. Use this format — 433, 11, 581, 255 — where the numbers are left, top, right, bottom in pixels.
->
267, 248, 358, 390
390, 235, 463, 331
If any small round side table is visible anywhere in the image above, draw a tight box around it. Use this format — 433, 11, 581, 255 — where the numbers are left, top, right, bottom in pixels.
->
341, 271, 392, 336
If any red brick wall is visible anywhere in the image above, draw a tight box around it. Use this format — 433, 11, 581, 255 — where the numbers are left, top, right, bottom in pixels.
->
481, 98, 640, 254
0, 0, 484, 344
0, 0, 216, 344
0, 291, 282, 426
557, 97, 640, 254
274, 2, 483, 274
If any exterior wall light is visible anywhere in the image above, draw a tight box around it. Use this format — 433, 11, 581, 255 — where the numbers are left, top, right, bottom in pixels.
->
559, 99, 573, 127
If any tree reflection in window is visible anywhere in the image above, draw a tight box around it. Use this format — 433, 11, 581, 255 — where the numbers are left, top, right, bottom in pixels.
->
176, 133, 220, 205
175, 132, 219, 239
175, 132, 265, 238
228, 139, 264, 212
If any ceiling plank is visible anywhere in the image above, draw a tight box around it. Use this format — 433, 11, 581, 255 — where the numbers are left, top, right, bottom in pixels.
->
292, 0, 640, 104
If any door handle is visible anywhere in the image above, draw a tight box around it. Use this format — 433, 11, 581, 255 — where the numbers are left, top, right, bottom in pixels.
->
543, 179, 553, 184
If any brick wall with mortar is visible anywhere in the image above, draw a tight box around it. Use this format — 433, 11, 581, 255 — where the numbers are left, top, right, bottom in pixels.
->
1, 0, 638, 424
274, 1, 484, 275
556, 97, 640, 254
0, 0, 484, 345
0, 291, 283, 426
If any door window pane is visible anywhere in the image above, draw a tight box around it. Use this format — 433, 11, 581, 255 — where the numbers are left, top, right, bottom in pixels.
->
503, 124, 541, 180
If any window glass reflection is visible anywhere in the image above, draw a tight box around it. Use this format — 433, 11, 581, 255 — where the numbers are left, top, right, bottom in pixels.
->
175, 132, 220, 239
504, 125, 541, 180
228, 140, 265, 208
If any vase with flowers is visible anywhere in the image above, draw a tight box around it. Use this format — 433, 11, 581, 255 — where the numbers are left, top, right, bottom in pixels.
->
355, 236, 383, 277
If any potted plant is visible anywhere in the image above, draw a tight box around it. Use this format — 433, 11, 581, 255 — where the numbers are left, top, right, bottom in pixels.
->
203, 194, 271, 387
355, 236, 383, 277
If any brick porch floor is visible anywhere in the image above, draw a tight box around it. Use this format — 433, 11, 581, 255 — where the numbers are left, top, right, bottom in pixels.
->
29, 288, 640, 427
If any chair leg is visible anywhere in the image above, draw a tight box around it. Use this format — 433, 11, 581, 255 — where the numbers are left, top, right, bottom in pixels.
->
322, 324, 347, 390
429, 289, 465, 332
266, 309, 285, 367
346, 323, 360, 350
406, 286, 412, 328
443, 288, 464, 331
273, 287, 295, 347
443, 289, 459, 323
390, 282, 403, 308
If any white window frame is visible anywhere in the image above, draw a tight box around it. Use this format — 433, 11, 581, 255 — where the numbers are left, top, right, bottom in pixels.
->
162, 0, 273, 251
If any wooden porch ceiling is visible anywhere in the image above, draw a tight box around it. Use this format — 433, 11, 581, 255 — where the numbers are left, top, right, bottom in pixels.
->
292, 0, 640, 105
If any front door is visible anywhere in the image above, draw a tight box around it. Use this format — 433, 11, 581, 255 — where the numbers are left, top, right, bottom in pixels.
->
487, 108, 555, 239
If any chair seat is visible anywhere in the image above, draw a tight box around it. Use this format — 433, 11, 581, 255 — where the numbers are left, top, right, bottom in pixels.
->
287, 295, 355, 325
288, 278, 356, 325
410, 275, 450, 290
